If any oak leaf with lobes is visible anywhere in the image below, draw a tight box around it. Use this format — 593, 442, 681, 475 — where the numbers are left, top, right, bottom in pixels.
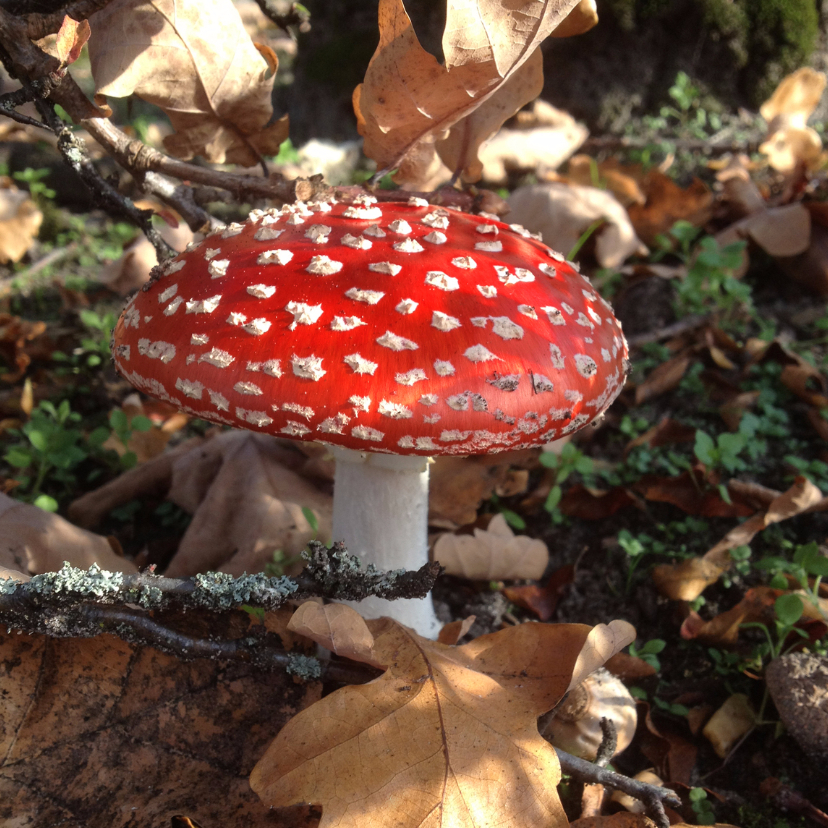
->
251, 603, 635, 828
88, 0, 288, 166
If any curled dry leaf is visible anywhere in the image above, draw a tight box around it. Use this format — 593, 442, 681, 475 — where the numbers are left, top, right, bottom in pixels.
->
610, 770, 664, 813
353, 0, 581, 187
653, 476, 824, 601
508, 182, 647, 268
702, 693, 755, 758
88, 0, 288, 166
102, 393, 188, 464
0, 492, 136, 576
550, 0, 598, 37
0, 180, 42, 264
760, 68, 826, 173
434, 512, 549, 580
0, 313, 49, 384
567, 155, 647, 207
252, 604, 634, 828
476, 100, 588, 184
0, 619, 320, 827
287, 601, 379, 667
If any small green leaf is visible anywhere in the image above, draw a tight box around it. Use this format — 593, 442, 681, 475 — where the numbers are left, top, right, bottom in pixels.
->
109, 409, 128, 432
775, 593, 804, 626
26, 430, 48, 452
5, 448, 33, 468
301, 506, 319, 533
694, 430, 715, 465
33, 494, 59, 512
499, 509, 526, 531
130, 415, 153, 433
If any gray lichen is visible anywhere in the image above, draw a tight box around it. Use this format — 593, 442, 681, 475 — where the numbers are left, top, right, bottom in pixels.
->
192, 571, 298, 611
285, 653, 322, 681
28, 562, 125, 600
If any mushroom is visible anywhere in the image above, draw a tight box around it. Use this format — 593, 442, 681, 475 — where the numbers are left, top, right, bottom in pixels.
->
110, 195, 629, 637
543, 667, 637, 760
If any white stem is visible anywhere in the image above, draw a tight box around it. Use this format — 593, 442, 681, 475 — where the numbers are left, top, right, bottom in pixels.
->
330, 446, 441, 638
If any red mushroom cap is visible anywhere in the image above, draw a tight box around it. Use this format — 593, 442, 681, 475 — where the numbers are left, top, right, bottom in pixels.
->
111, 197, 629, 455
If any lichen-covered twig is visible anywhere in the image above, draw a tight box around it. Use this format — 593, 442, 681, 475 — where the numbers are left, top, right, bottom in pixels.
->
555, 748, 681, 828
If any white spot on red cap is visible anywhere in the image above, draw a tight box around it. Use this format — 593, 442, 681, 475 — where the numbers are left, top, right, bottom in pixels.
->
137, 339, 176, 363
282, 402, 314, 420
175, 378, 204, 399
424, 414, 440, 424
227, 312, 247, 326
542, 306, 565, 325
331, 316, 366, 331
379, 400, 412, 419
532, 374, 555, 393
191, 333, 209, 345
258, 249, 293, 266
393, 238, 424, 253
281, 421, 312, 437
254, 226, 283, 241
487, 374, 520, 391
307, 255, 343, 275
237, 408, 273, 427
291, 355, 326, 381
388, 219, 412, 235
395, 298, 418, 315
575, 354, 598, 378
396, 368, 427, 386
160, 259, 185, 276
422, 212, 449, 229
408, 197, 429, 207
549, 344, 564, 369
235, 381, 263, 395
451, 256, 476, 269
186, 295, 221, 314
286, 213, 306, 226
344, 206, 382, 220
248, 284, 276, 299
203, 248, 220, 260
589, 307, 603, 325
208, 389, 229, 411
464, 344, 501, 363
352, 425, 384, 442
476, 224, 498, 235
246, 359, 282, 377
431, 311, 460, 332
346, 288, 384, 304
164, 297, 183, 316
208, 259, 230, 278
471, 317, 487, 327
518, 305, 538, 319
285, 301, 323, 328
576, 313, 594, 330
562, 303, 574, 315
243, 318, 272, 336
319, 413, 350, 434
477, 285, 497, 298
539, 263, 557, 278
440, 430, 471, 442
447, 394, 469, 411
434, 360, 455, 376
490, 317, 524, 340
342, 234, 372, 250
158, 284, 178, 303
419, 394, 438, 405
425, 271, 459, 291
475, 241, 502, 253
423, 231, 447, 244
369, 262, 402, 276
349, 395, 370, 412
344, 353, 378, 375
363, 224, 386, 238
222, 223, 244, 237
376, 331, 418, 351
305, 224, 331, 242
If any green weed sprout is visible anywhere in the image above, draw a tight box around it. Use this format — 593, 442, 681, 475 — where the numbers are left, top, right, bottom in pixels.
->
540, 443, 594, 524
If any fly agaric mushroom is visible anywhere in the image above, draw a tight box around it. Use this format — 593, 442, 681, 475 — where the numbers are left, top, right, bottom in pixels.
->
111, 195, 629, 637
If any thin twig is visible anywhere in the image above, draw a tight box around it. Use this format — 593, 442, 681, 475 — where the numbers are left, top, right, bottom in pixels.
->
556, 748, 680, 828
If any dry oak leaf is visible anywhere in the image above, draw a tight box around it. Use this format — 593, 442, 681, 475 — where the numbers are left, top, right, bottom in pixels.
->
434, 512, 549, 580
652, 476, 824, 601
353, 0, 581, 187
88, 0, 288, 166
0, 492, 136, 576
0, 624, 320, 827
0, 180, 42, 264
251, 603, 635, 828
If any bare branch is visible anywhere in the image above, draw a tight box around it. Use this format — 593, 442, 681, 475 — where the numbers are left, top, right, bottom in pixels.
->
25, 0, 117, 40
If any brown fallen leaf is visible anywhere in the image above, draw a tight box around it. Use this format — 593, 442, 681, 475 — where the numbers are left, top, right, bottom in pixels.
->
503, 563, 575, 621
433, 512, 549, 580
634, 467, 753, 519
165, 430, 332, 577
626, 171, 713, 247
680, 586, 780, 645
507, 182, 647, 268
0, 493, 136, 576
102, 393, 189, 464
566, 155, 647, 207
652, 476, 824, 601
353, 0, 581, 187
0, 312, 49, 384
88, 0, 288, 166
0, 179, 42, 263
571, 815, 656, 828
0, 616, 320, 827
560, 484, 641, 520
252, 604, 634, 828
634, 353, 691, 405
